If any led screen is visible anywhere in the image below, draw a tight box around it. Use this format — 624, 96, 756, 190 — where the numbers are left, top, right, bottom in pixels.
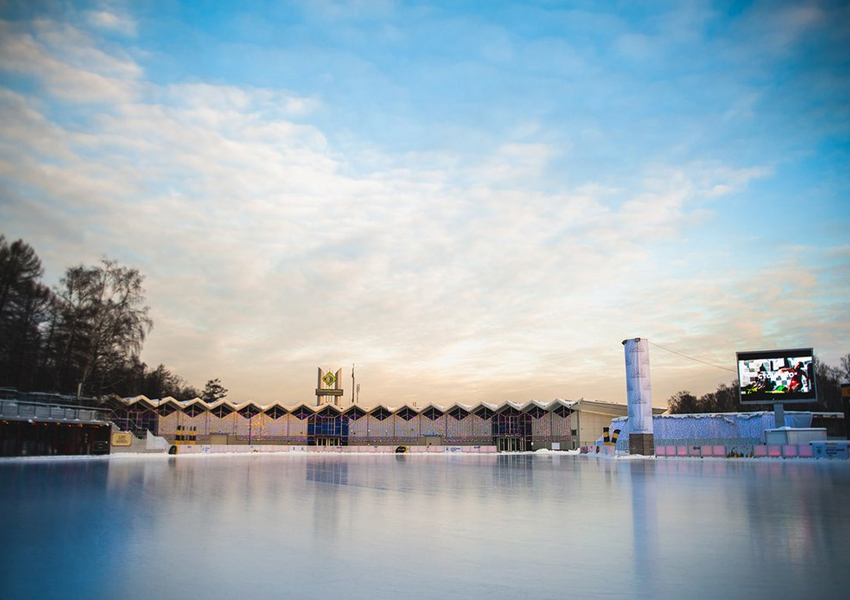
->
737, 348, 817, 404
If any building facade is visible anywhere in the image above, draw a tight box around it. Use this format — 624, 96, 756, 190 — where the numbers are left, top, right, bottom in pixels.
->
108, 396, 579, 451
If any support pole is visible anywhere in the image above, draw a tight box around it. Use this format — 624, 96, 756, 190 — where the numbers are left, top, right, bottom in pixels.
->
773, 403, 785, 429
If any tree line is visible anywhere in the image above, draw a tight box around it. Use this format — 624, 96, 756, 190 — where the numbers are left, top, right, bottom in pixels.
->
668, 356, 850, 414
0, 234, 225, 402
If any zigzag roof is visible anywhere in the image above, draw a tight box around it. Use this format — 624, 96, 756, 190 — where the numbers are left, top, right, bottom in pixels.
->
116, 397, 582, 417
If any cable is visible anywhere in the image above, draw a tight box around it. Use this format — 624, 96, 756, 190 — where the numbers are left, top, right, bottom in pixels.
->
648, 341, 736, 373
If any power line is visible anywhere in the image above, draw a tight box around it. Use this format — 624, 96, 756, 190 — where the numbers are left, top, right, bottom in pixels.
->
648, 341, 736, 373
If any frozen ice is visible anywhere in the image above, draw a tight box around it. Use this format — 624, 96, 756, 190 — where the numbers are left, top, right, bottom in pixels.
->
0, 454, 848, 600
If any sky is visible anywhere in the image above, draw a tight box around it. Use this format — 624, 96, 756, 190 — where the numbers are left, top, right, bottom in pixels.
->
0, 0, 848, 408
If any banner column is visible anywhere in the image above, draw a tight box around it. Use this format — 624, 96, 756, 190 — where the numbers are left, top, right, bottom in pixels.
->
623, 338, 655, 456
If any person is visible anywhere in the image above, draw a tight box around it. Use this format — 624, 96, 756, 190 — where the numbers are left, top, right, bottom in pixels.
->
744, 364, 773, 394
753, 369, 773, 392
780, 362, 809, 393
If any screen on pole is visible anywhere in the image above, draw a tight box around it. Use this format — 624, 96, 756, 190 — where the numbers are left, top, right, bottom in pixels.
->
737, 348, 817, 404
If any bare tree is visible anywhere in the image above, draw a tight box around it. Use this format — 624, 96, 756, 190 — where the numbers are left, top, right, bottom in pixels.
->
840, 354, 850, 381
667, 390, 700, 414
53, 259, 153, 397
143, 363, 198, 400
0, 235, 206, 400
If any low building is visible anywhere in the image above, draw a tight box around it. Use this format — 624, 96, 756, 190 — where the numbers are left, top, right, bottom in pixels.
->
0, 398, 112, 457
107, 396, 582, 451
570, 399, 667, 448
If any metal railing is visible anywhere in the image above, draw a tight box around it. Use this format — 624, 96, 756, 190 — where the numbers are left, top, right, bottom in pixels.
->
0, 398, 109, 424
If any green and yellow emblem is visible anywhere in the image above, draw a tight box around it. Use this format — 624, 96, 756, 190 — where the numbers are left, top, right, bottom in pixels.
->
322, 372, 337, 387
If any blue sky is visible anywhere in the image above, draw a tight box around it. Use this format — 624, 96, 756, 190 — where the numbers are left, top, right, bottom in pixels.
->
1, 0, 848, 406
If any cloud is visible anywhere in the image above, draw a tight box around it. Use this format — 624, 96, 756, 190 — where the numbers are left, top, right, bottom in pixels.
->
164, 83, 322, 118
615, 33, 654, 61
0, 89, 75, 160
762, 4, 826, 53
86, 10, 136, 36
474, 142, 556, 183
0, 5, 846, 407
0, 62, 793, 405
305, 0, 397, 21
0, 19, 140, 103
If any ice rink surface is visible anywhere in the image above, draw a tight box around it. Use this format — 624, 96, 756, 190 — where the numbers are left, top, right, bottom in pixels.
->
1, 453, 849, 600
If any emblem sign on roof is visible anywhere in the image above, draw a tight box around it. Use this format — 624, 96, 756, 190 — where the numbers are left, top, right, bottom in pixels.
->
317, 367, 344, 406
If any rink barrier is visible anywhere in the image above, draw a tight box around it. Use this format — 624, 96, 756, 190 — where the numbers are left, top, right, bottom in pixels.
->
654, 443, 832, 459
173, 444, 498, 455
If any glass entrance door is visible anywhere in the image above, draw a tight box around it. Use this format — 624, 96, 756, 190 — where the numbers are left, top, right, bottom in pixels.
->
497, 437, 527, 452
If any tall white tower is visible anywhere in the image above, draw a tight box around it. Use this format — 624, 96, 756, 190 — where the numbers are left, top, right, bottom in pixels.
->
623, 338, 655, 455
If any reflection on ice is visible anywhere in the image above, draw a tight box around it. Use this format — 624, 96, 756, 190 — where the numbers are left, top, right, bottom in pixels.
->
1, 454, 848, 600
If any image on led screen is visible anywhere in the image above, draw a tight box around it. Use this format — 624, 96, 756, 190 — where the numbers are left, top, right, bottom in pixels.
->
737, 348, 816, 404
